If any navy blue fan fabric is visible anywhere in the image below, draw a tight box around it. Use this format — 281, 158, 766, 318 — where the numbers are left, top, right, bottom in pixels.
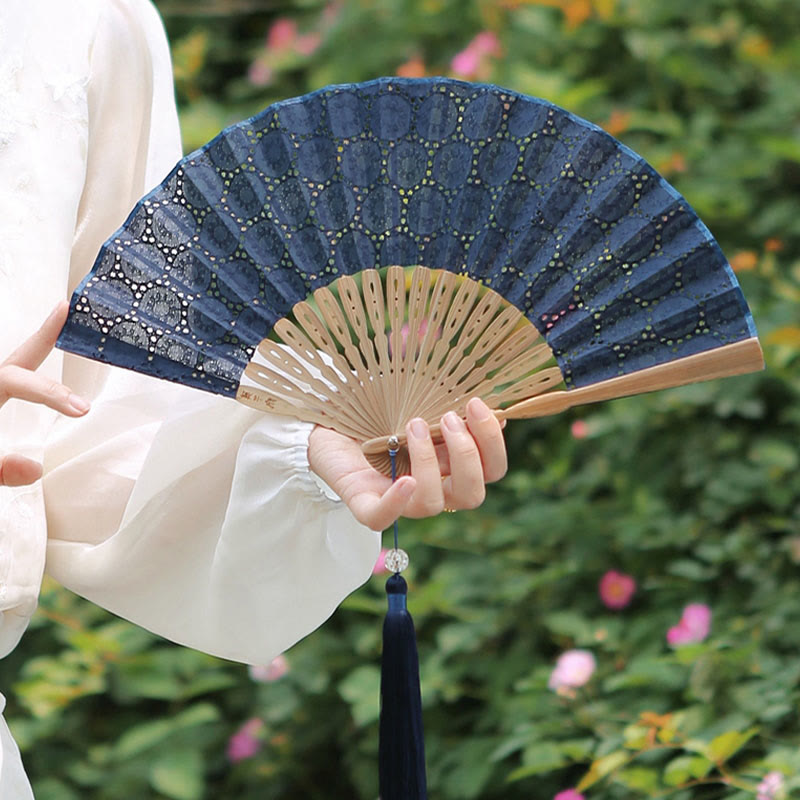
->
58, 77, 757, 396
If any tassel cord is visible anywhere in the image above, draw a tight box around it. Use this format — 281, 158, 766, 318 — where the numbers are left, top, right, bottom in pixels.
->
390, 444, 400, 552
379, 442, 427, 800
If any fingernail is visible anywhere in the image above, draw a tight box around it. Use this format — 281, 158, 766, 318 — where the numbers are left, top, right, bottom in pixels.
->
409, 418, 428, 439
442, 411, 465, 432
68, 394, 90, 414
397, 477, 415, 498
468, 398, 491, 421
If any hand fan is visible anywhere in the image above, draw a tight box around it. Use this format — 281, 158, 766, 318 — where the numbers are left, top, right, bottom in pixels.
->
56, 77, 763, 799
56, 77, 763, 473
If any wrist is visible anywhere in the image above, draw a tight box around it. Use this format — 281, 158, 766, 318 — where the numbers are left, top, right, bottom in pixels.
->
307, 425, 342, 502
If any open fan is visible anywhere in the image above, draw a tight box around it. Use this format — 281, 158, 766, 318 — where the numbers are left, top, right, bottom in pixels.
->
57, 77, 763, 800
57, 77, 763, 476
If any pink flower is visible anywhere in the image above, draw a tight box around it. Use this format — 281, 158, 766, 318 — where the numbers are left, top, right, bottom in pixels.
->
248, 17, 322, 87
392, 317, 441, 359
570, 420, 589, 439
226, 718, 263, 763
248, 654, 289, 682
599, 570, 636, 609
554, 791, 585, 800
267, 18, 297, 51
373, 548, 389, 575
472, 31, 501, 57
548, 649, 596, 692
451, 47, 482, 78
247, 60, 273, 87
667, 603, 712, 646
295, 32, 322, 56
757, 771, 785, 800
451, 31, 501, 80
265, 18, 321, 56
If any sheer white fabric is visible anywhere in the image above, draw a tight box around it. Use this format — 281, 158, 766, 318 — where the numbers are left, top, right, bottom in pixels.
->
0, 1, 380, 794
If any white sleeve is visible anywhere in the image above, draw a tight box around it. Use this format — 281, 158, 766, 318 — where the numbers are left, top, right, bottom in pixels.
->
0, 0, 106, 660
0, 696, 34, 800
42, 0, 381, 663
45, 387, 381, 663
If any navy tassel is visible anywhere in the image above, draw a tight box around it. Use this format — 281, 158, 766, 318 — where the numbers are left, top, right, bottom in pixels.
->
379, 573, 427, 800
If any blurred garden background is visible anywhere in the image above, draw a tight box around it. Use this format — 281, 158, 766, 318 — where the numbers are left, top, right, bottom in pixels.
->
2, 0, 799, 797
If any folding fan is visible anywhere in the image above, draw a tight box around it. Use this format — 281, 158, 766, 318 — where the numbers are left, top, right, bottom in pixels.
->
57, 77, 763, 799
57, 78, 763, 472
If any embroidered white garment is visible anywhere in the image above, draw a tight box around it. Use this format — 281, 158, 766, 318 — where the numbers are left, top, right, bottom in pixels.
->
0, 1, 380, 794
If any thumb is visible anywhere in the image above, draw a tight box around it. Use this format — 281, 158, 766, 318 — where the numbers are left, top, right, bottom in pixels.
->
0, 455, 43, 487
346, 476, 417, 531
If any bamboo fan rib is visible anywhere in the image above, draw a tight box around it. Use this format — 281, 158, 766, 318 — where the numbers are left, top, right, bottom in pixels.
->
236, 266, 561, 474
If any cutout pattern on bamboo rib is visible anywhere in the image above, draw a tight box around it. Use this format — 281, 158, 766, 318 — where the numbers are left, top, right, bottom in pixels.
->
58, 77, 757, 401
237, 267, 560, 458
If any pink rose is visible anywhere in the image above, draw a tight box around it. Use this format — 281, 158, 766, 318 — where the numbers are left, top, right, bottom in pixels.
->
472, 31, 501, 57
451, 31, 501, 80
267, 18, 297, 51
373, 548, 389, 575
451, 47, 482, 78
757, 771, 785, 800
392, 317, 440, 359
249, 654, 289, 682
548, 649, 596, 691
226, 718, 263, 763
667, 603, 712, 646
554, 791, 585, 800
570, 420, 589, 439
247, 60, 273, 87
599, 570, 636, 609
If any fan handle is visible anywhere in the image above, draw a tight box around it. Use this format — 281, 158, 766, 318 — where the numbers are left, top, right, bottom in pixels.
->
361, 337, 764, 457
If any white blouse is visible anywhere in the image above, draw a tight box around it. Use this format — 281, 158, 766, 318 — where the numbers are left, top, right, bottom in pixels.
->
0, 1, 380, 795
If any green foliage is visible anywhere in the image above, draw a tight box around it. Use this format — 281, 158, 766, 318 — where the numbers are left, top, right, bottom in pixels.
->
2, 0, 799, 798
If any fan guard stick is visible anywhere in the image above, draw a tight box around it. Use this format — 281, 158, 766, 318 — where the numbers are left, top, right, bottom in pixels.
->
360, 336, 764, 456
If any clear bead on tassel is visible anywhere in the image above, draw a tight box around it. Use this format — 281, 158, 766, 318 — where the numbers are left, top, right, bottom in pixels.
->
384, 548, 409, 573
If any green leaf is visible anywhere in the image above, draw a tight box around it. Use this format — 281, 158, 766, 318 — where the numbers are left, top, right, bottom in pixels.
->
29, 778, 82, 800
149, 749, 204, 800
603, 656, 686, 691
615, 766, 660, 793
114, 719, 173, 760
576, 750, 629, 791
663, 754, 713, 786
560, 738, 596, 761
441, 739, 497, 800
520, 741, 568, 774
623, 724, 650, 750
542, 610, 595, 642
707, 728, 758, 764
760, 135, 800, 163
112, 704, 219, 759
338, 666, 381, 726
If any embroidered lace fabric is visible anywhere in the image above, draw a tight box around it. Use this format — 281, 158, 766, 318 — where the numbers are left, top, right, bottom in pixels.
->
59, 77, 757, 397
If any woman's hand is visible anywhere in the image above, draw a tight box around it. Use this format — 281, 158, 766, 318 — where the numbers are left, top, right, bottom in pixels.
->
307, 397, 507, 531
0, 301, 90, 487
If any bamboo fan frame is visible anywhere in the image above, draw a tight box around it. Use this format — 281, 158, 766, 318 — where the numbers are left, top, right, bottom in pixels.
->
234, 265, 764, 475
